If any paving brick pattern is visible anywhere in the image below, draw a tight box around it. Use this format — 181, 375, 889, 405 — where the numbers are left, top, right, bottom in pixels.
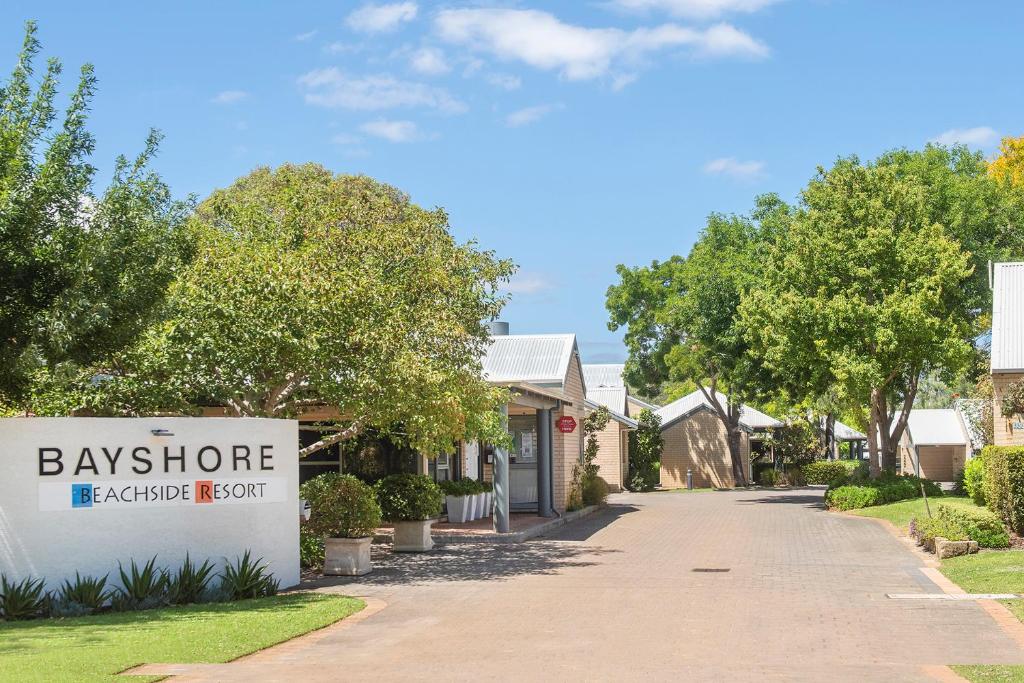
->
168, 488, 1024, 682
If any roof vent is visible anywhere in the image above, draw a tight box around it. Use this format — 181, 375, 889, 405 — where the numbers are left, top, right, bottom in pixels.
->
487, 321, 510, 336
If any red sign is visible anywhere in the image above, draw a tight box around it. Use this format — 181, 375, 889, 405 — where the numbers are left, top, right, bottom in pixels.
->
556, 416, 577, 433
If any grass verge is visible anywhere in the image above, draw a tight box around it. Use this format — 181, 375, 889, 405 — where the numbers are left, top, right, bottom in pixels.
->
0, 592, 364, 682
849, 495, 984, 529
951, 665, 1024, 682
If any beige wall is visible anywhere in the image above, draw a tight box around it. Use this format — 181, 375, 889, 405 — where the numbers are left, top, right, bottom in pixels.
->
592, 418, 627, 491
552, 355, 586, 511
994, 372, 1024, 447
660, 409, 736, 489
900, 444, 966, 482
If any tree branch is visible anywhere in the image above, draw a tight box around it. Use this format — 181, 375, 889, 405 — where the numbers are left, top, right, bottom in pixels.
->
298, 420, 364, 458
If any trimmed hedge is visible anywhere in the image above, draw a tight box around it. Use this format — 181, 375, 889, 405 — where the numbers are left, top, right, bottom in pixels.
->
963, 456, 986, 506
825, 473, 942, 511
981, 446, 1024, 533
802, 461, 849, 486
375, 474, 443, 522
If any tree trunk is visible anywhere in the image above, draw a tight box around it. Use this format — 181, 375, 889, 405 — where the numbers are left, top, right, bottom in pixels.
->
824, 413, 836, 461
727, 425, 747, 487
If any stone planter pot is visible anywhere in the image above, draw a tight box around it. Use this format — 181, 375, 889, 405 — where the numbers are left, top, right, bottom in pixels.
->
393, 519, 437, 552
323, 536, 372, 576
446, 494, 470, 523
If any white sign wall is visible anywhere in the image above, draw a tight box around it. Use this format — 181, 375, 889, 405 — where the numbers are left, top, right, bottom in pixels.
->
0, 417, 300, 589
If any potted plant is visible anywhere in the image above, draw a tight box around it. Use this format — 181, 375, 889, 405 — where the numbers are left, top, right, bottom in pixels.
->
468, 480, 484, 520
300, 473, 381, 576
440, 479, 473, 524
376, 474, 444, 552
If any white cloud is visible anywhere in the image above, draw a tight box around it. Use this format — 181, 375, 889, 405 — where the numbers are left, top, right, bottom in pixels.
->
298, 68, 466, 113
506, 272, 554, 294
324, 41, 359, 54
435, 9, 767, 81
703, 156, 765, 178
295, 30, 318, 42
612, 0, 781, 20
486, 73, 522, 90
929, 126, 999, 148
410, 47, 450, 75
211, 90, 248, 104
506, 103, 563, 127
347, 2, 418, 33
359, 119, 424, 142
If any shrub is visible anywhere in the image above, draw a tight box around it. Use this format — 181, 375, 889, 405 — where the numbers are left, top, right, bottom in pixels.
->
825, 485, 879, 510
112, 556, 168, 611
914, 504, 1010, 549
759, 469, 780, 486
781, 467, 806, 487
981, 446, 1024, 533
301, 473, 382, 539
802, 461, 849, 486
53, 572, 110, 615
439, 479, 480, 497
480, 480, 493, 493
375, 474, 443, 522
220, 551, 279, 599
167, 554, 216, 605
915, 515, 969, 544
299, 526, 325, 569
963, 456, 986, 506
0, 575, 47, 620
824, 473, 942, 510
628, 409, 662, 492
582, 476, 609, 506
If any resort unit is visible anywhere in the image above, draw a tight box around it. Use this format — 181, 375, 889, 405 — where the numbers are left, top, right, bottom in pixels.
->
582, 363, 638, 492
992, 261, 1024, 447
655, 390, 783, 489
898, 408, 973, 482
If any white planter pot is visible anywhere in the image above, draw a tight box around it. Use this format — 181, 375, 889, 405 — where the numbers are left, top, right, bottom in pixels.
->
393, 519, 436, 552
467, 492, 480, 520
483, 492, 493, 516
472, 493, 485, 520
323, 536, 372, 576
446, 494, 471, 523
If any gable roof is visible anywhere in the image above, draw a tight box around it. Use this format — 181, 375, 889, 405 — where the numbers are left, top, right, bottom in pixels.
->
904, 409, 970, 446
628, 395, 661, 411
992, 262, 1024, 372
482, 334, 578, 387
584, 398, 638, 429
586, 387, 628, 415
833, 420, 867, 441
582, 364, 625, 389
655, 389, 783, 431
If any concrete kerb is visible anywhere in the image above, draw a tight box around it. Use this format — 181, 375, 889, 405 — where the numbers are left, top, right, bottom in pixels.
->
373, 505, 601, 546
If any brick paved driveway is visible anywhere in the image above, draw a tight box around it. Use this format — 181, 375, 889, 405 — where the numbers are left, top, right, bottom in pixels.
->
184, 488, 1024, 681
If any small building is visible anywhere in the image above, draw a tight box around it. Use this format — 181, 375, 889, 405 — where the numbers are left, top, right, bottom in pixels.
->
834, 420, 868, 459
582, 364, 638, 492
899, 409, 972, 482
655, 390, 783, 489
992, 262, 1024, 447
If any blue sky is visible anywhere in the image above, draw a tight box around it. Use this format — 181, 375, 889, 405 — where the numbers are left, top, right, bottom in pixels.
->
3, 1, 1022, 363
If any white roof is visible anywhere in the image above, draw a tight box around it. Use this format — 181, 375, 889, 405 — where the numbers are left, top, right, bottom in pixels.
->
582, 364, 625, 389
834, 420, 866, 441
586, 387, 627, 415
992, 262, 1024, 372
482, 334, 577, 386
655, 389, 783, 431
628, 395, 661, 411
584, 398, 638, 429
905, 409, 970, 446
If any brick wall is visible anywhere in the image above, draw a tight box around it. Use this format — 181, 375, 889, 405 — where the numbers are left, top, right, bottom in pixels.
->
552, 354, 586, 511
660, 409, 735, 489
592, 419, 625, 491
993, 372, 1024, 447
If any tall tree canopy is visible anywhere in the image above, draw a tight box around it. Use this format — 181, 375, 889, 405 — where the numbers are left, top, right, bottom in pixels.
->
71, 163, 515, 457
741, 157, 975, 474
989, 135, 1024, 187
607, 206, 777, 485
0, 22, 190, 406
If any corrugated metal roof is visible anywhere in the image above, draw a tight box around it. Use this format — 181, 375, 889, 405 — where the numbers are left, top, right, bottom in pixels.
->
992, 262, 1024, 372
584, 398, 638, 429
834, 420, 867, 441
628, 395, 661, 411
586, 387, 627, 415
905, 409, 970, 446
655, 389, 783, 430
582, 364, 625, 388
482, 334, 577, 386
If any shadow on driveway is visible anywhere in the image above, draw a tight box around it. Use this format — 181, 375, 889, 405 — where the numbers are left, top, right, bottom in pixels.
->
734, 490, 826, 509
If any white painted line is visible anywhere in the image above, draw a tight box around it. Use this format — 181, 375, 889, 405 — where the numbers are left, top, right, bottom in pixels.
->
887, 593, 1020, 601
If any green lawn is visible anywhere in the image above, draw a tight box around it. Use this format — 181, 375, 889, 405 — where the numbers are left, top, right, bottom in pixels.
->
952, 665, 1024, 682
0, 593, 364, 683
849, 495, 985, 529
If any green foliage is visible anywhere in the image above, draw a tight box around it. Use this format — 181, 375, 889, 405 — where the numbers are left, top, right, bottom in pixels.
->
914, 504, 1009, 549
300, 473, 382, 539
964, 456, 987, 506
825, 474, 942, 510
0, 22, 191, 407
0, 575, 47, 620
768, 421, 820, 466
375, 474, 443, 522
627, 408, 663, 491
570, 406, 611, 508
167, 554, 216, 605
915, 515, 970, 544
82, 163, 514, 458
219, 551, 279, 600
299, 526, 325, 569
113, 556, 168, 611
758, 469, 781, 487
802, 461, 850, 486
54, 572, 110, 615
981, 445, 1024, 533
438, 479, 482, 497
582, 475, 610, 506
999, 379, 1024, 418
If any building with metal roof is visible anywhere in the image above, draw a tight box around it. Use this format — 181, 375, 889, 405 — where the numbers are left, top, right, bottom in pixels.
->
581, 364, 636, 491
655, 389, 783, 432
898, 408, 971, 482
482, 333, 579, 386
991, 262, 1024, 448
582, 363, 625, 389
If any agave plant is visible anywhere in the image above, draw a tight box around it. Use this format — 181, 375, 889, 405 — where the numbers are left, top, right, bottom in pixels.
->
56, 572, 110, 614
167, 554, 216, 605
112, 556, 168, 611
220, 550, 279, 600
0, 575, 47, 620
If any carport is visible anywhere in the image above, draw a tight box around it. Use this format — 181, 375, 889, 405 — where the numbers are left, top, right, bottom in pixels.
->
899, 408, 972, 482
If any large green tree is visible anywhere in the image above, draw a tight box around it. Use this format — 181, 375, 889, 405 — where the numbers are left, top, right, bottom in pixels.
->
75, 163, 515, 457
608, 207, 776, 485
0, 22, 190, 407
741, 157, 975, 474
